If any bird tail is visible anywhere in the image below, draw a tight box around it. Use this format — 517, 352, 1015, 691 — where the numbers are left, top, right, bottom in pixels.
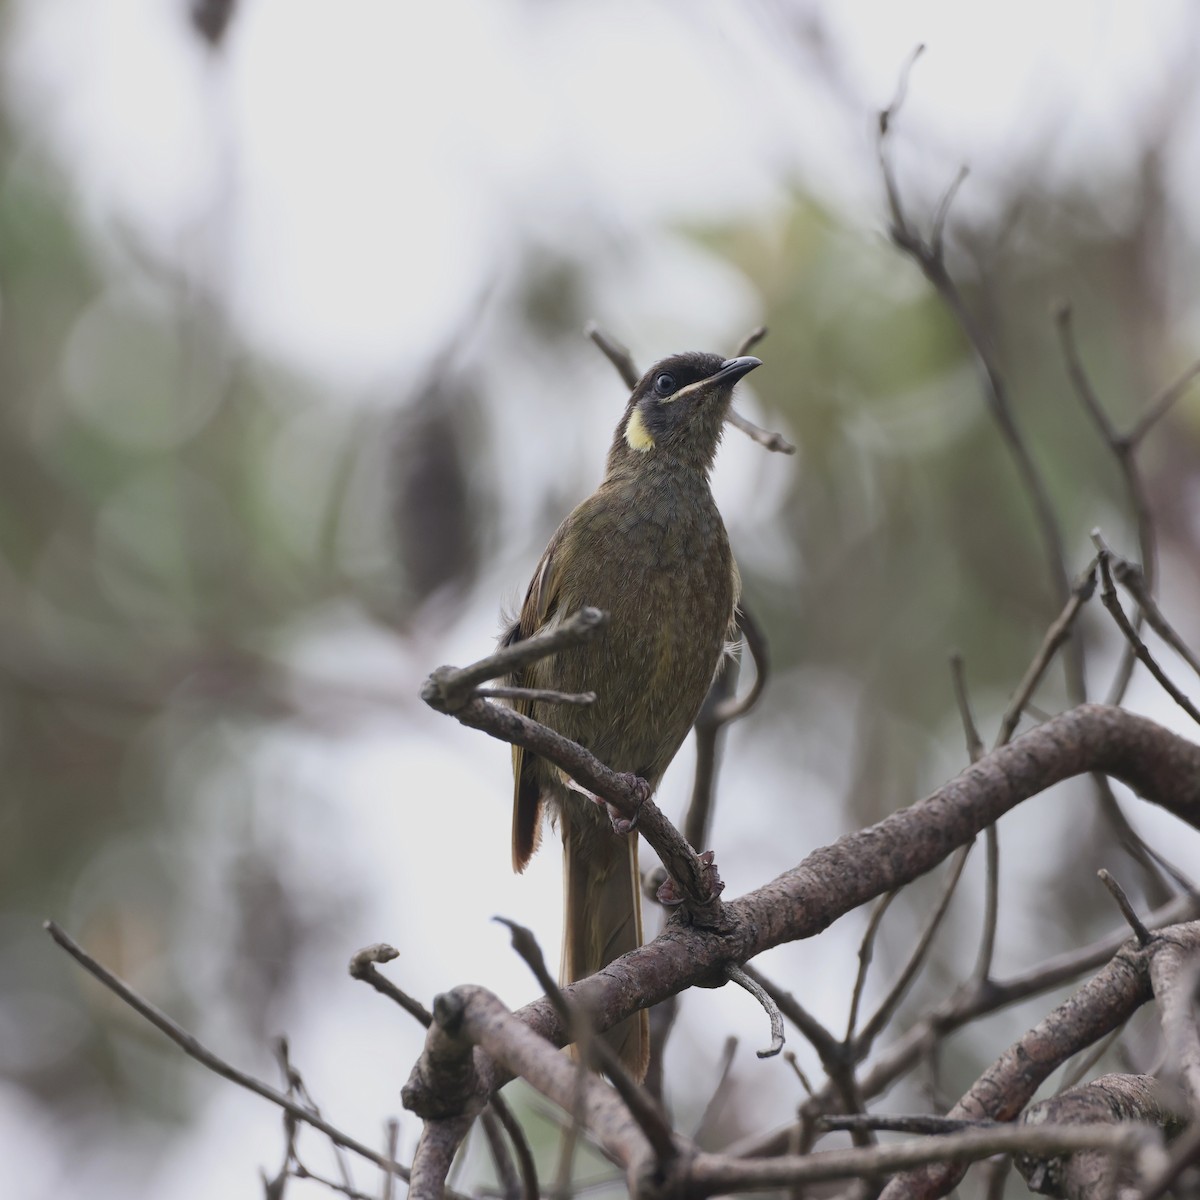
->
561, 801, 649, 1081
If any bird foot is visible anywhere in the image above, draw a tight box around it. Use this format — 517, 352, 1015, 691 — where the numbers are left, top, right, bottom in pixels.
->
566, 772, 649, 834
656, 849, 725, 906
608, 773, 650, 834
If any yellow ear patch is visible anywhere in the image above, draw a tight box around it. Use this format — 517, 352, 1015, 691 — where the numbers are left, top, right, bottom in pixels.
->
624, 408, 655, 452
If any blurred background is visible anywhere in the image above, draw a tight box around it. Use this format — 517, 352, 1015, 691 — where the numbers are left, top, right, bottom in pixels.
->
4, 1, 1200, 1196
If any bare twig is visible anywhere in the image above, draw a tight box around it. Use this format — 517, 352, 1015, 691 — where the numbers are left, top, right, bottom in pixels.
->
734, 325, 769, 357
1094, 545, 1200, 727
585, 322, 639, 390
422, 607, 608, 713
495, 917, 678, 1166
485, 1098, 539, 1200
1111, 555, 1200, 682
684, 605, 770, 855
480, 1108, 522, 1200
949, 653, 984, 763
930, 166, 969, 260
995, 559, 1098, 746
383, 1120, 400, 1200
739, 964, 870, 1150
691, 1037, 739, 1145
474, 684, 596, 706
726, 965, 785, 1059
1127, 356, 1200, 449
1056, 303, 1159, 709
879, 52, 1082, 705
846, 890, 898, 1041
288, 1162, 376, 1200
45, 921, 414, 1185
349, 944, 433, 1027
819, 1114, 989, 1136
858, 844, 972, 1049
724, 407, 797, 455
972, 827, 1002, 988
1098, 869, 1153, 947
693, 1123, 1159, 1193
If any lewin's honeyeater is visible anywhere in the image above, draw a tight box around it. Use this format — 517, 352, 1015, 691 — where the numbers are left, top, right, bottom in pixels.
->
503, 350, 761, 1080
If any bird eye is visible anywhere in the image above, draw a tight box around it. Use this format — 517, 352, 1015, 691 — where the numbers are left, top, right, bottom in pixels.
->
653, 372, 676, 397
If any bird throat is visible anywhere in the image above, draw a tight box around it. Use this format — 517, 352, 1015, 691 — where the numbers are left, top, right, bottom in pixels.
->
624, 408, 655, 453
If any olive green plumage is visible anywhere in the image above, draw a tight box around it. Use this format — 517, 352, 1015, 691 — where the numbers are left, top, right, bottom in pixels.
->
504, 350, 760, 1080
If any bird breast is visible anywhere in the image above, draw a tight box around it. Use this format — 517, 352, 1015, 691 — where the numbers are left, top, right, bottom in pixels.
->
527, 477, 736, 784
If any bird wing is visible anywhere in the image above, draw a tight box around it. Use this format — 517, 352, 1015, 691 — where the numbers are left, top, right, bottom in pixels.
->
508, 524, 568, 872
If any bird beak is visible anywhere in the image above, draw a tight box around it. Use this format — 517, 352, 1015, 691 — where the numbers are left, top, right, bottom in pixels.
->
710, 356, 762, 386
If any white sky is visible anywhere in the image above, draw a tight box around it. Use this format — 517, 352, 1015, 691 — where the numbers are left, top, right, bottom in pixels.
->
6, 2, 1200, 1197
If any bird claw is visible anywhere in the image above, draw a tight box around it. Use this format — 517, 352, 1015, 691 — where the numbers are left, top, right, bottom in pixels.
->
566, 773, 649, 835
656, 849, 725, 906
608, 772, 650, 833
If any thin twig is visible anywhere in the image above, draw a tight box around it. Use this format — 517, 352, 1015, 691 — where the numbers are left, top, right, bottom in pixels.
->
495, 917, 679, 1165
383, 1119, 400, 1200
880, 53, 1082, 705
691, 1037, 739, 1145
1127, 356, 1200, 448
819, 1115, 991, 1136
858, 844, 972, 1050
724, 407, 797, 455
1094, 545, 1200, 727
475, 685, 596, 706
949, 653, 984, 763
289, 1162, 377, 1200
480, 1108, 522, 1200
349, 944, 433, 1027
45, 921, 415, 1185
846, 890, 898, 1041
972, 827, 1001, 986
995, 558, 1097, 747
278, 1038, 355, 1191
735, 325, 770, 357
695, 1123, 1159, 1192
930, 166, 969, 260
1056, 303, 1158, 708
728, 323, 795, 454
1098, 869, 1153, 947
585, 322, 640, 390
1111, 556, 1200, 681
726, 965, 785, 1058
739, 964, 871, 1149
422, 608, 608, 713
486, 1098, 539, 1200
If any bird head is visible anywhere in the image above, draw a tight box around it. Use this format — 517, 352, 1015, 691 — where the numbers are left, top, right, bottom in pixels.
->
610, 351, 762, 475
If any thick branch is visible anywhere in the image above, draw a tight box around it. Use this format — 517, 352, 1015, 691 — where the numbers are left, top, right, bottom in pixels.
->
883, 923, 1200, 1200
405, 705, 1200, 1123
1014, 1074, 1183, 1199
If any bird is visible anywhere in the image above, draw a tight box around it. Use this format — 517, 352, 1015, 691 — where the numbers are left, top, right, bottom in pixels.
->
502, 349, 761, 1080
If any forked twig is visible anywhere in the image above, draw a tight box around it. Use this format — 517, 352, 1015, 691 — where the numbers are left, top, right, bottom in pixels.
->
45, 921, 415, 1185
